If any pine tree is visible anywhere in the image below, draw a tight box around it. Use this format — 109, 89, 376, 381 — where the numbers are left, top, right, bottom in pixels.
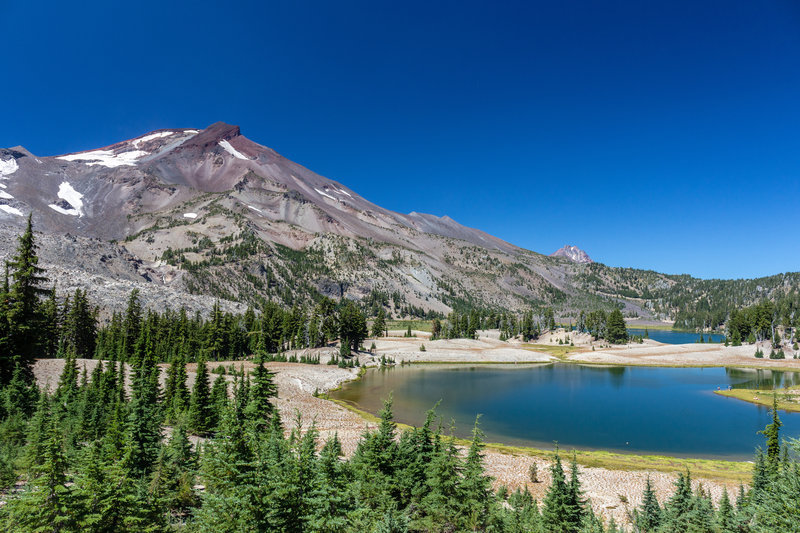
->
245, 356, 278, 430
163, 353, 189, 423
62, 288, 96, 359
210, 373, 229, 430
417, 435, 463, 531
4, 214, 49, 383
662, 470, 693, 530
3, 403, 75, 532
41, 287, 60, 358
72, 441, 139, 531
122, 289, 142, 363
25, 392, 52, 469
542, 450, 575, 532
758, 394, 782, 473
123, 325, 163, 479
149, 425, 199, 517
372, 308, 386, 338
635, 475, 661, 532
565, 453, 586, 527
605, 309, 628, 344
339, 300, 368, 355
461, 418, 495, 531
188, 357, 213, 435
316, 432, 353, 529
3, 361, 38, 418
715, 487, 736, 532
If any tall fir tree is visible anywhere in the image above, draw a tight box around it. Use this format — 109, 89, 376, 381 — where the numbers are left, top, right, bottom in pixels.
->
635, 475, 661, 532
4, 214, 49, 383
605, 308, 628, 344
244, 355, 278, 430
188, 357, 213, 435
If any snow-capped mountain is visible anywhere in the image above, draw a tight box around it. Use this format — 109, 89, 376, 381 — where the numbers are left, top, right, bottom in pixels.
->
0, 122, 657, 317
0, 122, 514, 252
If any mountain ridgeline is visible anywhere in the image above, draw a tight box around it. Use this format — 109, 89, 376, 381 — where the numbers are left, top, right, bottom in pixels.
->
0, 122, 798, 329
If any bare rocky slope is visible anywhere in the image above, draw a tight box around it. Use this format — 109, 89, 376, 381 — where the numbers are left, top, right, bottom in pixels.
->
0, 122, 796, 320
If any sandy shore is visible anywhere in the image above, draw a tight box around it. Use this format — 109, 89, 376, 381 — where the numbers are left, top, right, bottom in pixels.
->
35, 335, 773, 525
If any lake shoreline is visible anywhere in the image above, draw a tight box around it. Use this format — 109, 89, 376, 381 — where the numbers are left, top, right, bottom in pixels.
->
33, 354, 749, 527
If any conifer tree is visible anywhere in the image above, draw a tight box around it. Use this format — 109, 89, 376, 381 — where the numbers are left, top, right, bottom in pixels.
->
210, 373, 229, 429
4, 214, 49, 383
149, 425, 199, 517
339, 300, 368, 355
62, 288, 96, 359
566, 453, 587, 527
122, 289, 142, 362
72, 440, 139, 531
3, 361, 38, 418
605, 308, 628, 344
41, 287, 60, 358
372, 307, 386, 338
759, 394, 782, 473
418, 435, 463, 531
461, 418, 495, 531
188, 357, 213, 435
124, 326, 163, 479
634, 475, 661, 532
3, 402, 75, 532
542, 450, 574, 532
715, 487, 736, 532
662, 470, 693, 530
316, 432, 353, 528
163, 353, 189, 423
244, 355, 278, 430
25, 392, 52, 469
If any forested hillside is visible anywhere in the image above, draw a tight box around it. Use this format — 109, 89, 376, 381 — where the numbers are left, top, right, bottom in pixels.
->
1, 212, 800, 532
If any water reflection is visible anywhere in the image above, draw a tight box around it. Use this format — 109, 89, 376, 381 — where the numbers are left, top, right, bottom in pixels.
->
332, 363, 800, 460
725, 367, 800, 389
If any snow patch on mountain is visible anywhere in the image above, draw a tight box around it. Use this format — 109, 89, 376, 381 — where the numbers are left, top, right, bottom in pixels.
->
133, 131, 176, 146
0, 205, 23, 216
48, 182, 84, 217
183, 213, 198, 219
0, 191, 13, 199
219, 140, 248, 160
315, 188, 337, 201
58, 149, 148, 168
0, 157, 18, 177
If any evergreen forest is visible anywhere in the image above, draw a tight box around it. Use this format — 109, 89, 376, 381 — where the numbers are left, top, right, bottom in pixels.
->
0, 217, 799, 531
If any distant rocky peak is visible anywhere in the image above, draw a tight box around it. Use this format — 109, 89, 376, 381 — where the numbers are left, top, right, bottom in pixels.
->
550, 245, 593, 263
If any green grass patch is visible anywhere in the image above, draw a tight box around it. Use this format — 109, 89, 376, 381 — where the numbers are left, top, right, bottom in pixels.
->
479, 443, 751, 483
386, 320, 433, 333
521, 343, 584, 360
715, 388, 800, 413
625, 323, 676, 331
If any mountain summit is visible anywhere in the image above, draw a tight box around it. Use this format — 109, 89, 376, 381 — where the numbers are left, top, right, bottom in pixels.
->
5, 122, 777, 323
550, 245, 593, 264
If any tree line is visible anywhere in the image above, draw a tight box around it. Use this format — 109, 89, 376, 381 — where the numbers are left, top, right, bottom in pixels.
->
2, 218, 799, 531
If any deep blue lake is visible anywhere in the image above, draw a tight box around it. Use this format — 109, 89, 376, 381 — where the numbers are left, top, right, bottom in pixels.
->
332, 364, 800, 460
627, 328, 725, 344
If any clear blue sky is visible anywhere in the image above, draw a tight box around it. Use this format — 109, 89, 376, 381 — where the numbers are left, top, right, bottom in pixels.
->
2, 1, 798, 279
